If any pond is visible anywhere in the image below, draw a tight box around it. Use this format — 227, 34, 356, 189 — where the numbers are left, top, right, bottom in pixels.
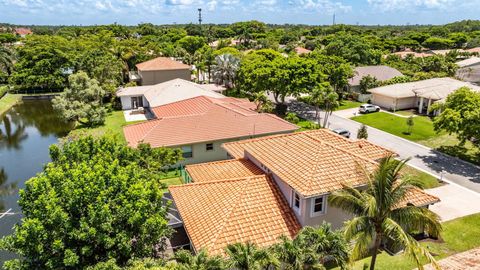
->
0, 100, 74, 263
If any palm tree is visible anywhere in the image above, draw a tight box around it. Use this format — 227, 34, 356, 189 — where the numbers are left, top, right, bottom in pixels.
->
329, 156, 442, 270
174, 249, 224, 270
225, 242, 278, 270
212, 54, 240, 90
251, 91, 269, 112
304, 83, 338, 128
272, 235, 323, 270
0, 46, 14, 76
273, 223, 350, 270
0, 115, 28, 150
299, 224, 350, 269
0, 168, 17, 215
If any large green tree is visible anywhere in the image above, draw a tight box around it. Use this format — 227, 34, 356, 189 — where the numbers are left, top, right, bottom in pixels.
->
431, 87, 480, 148
1, 136, 182, 269
329, 156, 442, 270
52, 71, 107, 127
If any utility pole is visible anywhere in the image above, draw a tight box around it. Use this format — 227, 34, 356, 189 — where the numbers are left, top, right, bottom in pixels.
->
333, 13, 336, 25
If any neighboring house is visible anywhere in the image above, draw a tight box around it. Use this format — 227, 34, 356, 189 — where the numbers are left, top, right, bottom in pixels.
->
123, 96, 298, 165
456, 57, 480, 84
14, 27, 32, 37
368, 77, 480, 113
167, 130, 439, 255
130, 57, 191, 85
391, 49, 434, 59
116, 78, 225, 110
294, 47, 311, 55
349, 65, 403, 93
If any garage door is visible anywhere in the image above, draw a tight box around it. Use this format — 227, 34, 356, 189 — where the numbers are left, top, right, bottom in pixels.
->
372, 94, 395, 110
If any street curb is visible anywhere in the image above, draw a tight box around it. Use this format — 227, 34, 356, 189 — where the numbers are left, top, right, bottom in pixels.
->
333, 112, 480, 171
406, 163, 480, 197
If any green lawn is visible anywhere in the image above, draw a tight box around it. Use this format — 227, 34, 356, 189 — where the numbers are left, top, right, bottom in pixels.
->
352, 112, 438, 142
296, 120, 320, 131
160, 177, 183, 192
336, 100, 362, 111
394, 109, 416, 117
66, 110, 143, 142
334, 213, 480, 270
404, 165, 441, 189
0, 93, 22, 116
351, 112, 479, 165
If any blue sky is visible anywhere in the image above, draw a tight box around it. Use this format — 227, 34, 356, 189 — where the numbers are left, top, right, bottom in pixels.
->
1, 0, 479, 26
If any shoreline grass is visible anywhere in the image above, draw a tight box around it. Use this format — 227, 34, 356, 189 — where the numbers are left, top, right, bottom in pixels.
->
0, 93, 22, 116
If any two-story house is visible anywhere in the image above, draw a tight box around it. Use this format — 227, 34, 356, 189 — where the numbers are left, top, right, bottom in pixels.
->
167, 130, 440, 255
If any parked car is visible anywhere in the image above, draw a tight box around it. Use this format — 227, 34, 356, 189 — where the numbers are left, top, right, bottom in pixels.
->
331, 128, 351, 138
359, 104, 380, 113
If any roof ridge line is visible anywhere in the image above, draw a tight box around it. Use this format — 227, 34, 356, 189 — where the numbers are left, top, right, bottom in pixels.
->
168, 174, 267, 189
207, 175, 266, 250
185, 158, 248, 169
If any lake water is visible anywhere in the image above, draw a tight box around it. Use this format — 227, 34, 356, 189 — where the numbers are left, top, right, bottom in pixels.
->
0, 100, 74, 263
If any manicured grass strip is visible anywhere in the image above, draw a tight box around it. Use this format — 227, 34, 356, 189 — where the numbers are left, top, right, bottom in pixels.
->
160, 177, 183, 192
351, 112, 438, 142
403, 165, 440, 189
67, 110, 142, 143
0, 93, 22, 116
296, 120, 320, 131
333, 213, 480, 270
336, 100, 362, 111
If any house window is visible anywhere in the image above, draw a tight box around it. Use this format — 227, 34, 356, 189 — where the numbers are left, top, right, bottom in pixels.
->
181, 146, 193, 158
292, 191, 301, 211
206, 143, 214, 151
310, 196, 326, 217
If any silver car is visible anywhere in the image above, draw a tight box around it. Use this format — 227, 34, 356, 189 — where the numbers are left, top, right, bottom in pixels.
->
331, 128, 351, 138
359, 104, 380, 113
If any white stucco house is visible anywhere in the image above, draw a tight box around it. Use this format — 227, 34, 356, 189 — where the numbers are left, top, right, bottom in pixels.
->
116, 78, 226, 111
456, 57, 480, 84
368, 77, 480, 113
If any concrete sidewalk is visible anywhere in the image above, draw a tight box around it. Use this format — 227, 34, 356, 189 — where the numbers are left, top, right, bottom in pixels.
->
427, 184, 480, 221
288, 100, 480, 193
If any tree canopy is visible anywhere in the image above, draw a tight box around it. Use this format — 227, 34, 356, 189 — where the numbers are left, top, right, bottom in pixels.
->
1, 135, 182, 269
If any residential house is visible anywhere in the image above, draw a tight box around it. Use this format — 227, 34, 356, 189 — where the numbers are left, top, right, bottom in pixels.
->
391, 49, 434, 59
116, 78, 225, 110
349, 65, 404, 93
14, 27, 32, 37
294, 47, 312, 55
123, 96, 298, 165
456, 57, 480, 84
368, 77, 480, 113
129, 57, 191, 85
167, 129, 440, 255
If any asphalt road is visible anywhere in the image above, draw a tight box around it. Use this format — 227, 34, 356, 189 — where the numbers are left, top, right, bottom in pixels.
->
289, 101, 480, 193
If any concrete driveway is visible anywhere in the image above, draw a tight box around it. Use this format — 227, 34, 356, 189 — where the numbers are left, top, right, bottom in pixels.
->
288, 101, 480, 193
427, 184, 480, 221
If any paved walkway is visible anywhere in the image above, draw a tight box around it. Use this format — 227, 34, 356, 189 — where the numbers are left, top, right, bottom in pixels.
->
427, 184, 480, 221
421, 247, 480, 270
289, 101, 480, 193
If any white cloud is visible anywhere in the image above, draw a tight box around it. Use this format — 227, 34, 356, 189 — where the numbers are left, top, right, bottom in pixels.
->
294, 0, 352, 14
367, 0, 455, 11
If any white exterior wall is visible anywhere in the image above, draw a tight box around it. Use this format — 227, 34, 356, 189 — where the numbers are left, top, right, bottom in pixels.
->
120, 95, 149, 110
372, 94, 416, 111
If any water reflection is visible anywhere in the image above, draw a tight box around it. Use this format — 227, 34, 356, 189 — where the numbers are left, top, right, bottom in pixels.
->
0, 99, 74, 263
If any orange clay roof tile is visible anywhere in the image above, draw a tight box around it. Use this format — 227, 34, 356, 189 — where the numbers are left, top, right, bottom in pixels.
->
222, 130, 395, 196
136, 57, 190, 71
169, 175, 301, 255
186, 158, 264, 183
123, 96, 298, 148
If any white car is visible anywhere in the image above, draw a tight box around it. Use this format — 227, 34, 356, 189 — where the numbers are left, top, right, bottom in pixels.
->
359, 104, 380, 113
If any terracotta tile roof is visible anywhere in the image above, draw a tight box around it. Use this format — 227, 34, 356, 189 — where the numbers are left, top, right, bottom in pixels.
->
186, 158, 264, 183
397, 187, 440, 208
15, 28, 32, 35
124, 96, 298, 148
223, 130, 396, 196
169, 175, 301, 255
136, 57, 191, 71
421, 247, 480, 270
295, 47, 312, 55
304, 130, 396, 160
